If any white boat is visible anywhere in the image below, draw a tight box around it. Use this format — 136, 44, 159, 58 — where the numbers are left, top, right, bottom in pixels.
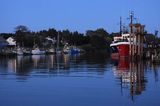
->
16, 47, 23, 55
23, 49, 32, 55
46, 46, 56, 54
47, 48, 55, 54
31, 47, 45, 55
63, 45, 70, 54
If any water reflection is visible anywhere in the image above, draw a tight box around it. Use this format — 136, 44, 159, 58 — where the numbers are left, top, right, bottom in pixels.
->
1, 55, 159, 80
0, 54, 110, 76
0, 54, 160, 103
112, 58, 160, 101
63, 54, 70, 69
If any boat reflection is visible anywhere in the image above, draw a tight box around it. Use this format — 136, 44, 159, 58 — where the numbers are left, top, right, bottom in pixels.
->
113, 58, 146, 100
32, 55, 41, 68
15, 56, 32, 75
63, 54, 70, 70
0, 54, 110, 76
0, 54, 72, 76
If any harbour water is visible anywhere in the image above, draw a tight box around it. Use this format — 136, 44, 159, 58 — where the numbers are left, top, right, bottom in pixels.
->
0, 54, 160, 106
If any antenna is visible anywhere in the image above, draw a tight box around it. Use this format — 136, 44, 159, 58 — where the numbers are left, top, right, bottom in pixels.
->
130, 11, 134, 33
130, 11, 134, 24
127, 11, 137, 33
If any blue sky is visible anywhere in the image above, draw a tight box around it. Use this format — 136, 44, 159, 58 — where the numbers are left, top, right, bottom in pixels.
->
0, 0, 160, 34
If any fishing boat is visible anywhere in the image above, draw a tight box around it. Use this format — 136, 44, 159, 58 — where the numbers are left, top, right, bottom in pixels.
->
110, 34, 130, 58
110, 12, 145, 59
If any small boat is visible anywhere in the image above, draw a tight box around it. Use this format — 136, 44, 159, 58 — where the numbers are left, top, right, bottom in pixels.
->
46, 45, 56, 54
70, 46, 80, 55
46, 48, 56, 54
16, 47, 23, 55
23, 49, 32, 55
63, 44, 70, 54
31, 47, 45, 55
63, 44, 80, 55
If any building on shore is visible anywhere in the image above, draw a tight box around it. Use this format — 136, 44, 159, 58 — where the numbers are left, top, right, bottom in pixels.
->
6, 37, 16, 46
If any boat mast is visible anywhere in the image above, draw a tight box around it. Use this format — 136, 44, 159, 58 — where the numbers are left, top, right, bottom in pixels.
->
56, 32, 60, 51
130, 11, 134, 33
120, 17, 122, 35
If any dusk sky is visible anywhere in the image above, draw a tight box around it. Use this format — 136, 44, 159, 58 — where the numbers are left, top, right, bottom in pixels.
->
0, 0, 160, 34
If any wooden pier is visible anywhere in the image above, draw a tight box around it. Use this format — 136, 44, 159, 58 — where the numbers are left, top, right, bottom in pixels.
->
129, 12, 145, 60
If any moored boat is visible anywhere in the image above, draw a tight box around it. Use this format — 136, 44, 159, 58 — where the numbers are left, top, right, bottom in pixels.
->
17, 47, 23, 55
110, 34, 130, 58
46, 48, 56, 54
63, 44, 80, 55
31, 47, 45, 55
110, 12, 145, 59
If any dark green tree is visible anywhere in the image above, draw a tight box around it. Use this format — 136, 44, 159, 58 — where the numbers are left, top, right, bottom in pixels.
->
15, 25, 29, 47
86, 28, 112, 51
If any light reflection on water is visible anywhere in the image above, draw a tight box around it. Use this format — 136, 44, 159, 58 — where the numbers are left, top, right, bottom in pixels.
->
0, 54, 160, 106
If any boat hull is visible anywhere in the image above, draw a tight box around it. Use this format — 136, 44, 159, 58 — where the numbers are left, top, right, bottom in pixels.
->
110, 42, 130, 58
117, 44, 129, 57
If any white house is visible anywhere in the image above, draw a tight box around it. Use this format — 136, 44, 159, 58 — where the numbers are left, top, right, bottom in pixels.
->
6, 37, 16, 46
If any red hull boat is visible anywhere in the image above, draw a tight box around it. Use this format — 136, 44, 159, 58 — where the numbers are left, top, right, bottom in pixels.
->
110, 34, 131, 58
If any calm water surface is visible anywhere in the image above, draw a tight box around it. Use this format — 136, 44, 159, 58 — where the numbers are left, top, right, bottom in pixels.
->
0, 54, 160, 106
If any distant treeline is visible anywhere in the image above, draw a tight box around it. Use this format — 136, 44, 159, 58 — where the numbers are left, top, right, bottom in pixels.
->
0, 25, 160, 52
